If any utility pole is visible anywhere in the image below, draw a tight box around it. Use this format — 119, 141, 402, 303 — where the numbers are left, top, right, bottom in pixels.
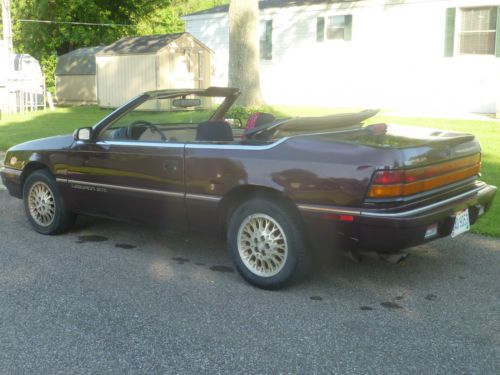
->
2, 0, 13, 55
2, 0, 13, 114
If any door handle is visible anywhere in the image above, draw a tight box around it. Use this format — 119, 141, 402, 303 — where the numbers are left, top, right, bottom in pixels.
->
163, 160, 179, 172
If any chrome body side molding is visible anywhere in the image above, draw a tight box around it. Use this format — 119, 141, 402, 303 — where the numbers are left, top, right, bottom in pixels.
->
60, 179, 221, 202
298, 185, 492, 219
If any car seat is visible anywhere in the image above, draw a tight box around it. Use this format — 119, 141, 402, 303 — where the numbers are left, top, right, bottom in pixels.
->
196, 120, 233, 142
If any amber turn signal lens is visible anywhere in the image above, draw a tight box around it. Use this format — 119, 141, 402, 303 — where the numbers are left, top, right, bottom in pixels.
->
367, 185, 403, 198
368, 154, 481, 199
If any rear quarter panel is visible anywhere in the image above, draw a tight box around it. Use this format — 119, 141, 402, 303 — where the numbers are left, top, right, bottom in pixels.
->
184, 136, 400, 233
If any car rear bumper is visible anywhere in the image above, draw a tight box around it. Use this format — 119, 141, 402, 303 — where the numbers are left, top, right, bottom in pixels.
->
0, 167, 23, 198
299, 182, 497, 253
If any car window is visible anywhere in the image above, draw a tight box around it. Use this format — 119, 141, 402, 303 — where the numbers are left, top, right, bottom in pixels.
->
99, 96, 217, 143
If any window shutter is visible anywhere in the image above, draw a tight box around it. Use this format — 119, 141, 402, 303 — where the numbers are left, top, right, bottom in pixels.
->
317, 17, 325, 42
266, 20, 273, 60
344, 15, 353, 41
444, 8, 456, 57
496, 6, 500, 57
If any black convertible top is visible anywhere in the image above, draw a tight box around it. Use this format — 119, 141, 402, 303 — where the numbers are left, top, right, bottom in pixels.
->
244, 109, 380, 139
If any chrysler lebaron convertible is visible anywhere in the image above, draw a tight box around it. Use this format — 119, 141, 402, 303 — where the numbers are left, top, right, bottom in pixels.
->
1, 87, 496, 288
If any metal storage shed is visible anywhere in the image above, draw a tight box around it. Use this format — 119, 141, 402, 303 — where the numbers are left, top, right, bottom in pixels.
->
55, 46, 103, 105
96, 32, 212, 108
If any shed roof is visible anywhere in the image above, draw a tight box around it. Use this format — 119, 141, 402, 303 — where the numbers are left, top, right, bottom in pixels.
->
96, 33, 190, 56
56, 46, 104, 76
184, 0, 360, 17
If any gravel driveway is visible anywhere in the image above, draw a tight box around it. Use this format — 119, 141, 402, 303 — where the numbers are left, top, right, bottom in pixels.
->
0, 191, 499, 374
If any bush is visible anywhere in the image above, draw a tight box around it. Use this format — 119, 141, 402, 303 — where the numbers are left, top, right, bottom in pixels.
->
40, 55, 57, 95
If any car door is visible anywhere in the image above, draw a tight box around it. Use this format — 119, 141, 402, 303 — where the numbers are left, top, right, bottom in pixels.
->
61, 91, 230, 228
64, 139, 186, 227
61, 95, 197, 227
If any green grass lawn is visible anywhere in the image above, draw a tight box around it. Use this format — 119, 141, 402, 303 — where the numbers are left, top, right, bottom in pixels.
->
0, 106, 498, 237
0, 107, 112, 149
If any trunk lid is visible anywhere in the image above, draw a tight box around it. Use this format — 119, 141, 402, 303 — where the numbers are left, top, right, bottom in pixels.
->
340, 124, 481, 168
352, 124, 481, 201
303, 124, 482, 202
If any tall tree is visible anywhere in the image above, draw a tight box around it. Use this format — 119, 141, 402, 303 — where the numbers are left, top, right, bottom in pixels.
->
228, 0, 263, 106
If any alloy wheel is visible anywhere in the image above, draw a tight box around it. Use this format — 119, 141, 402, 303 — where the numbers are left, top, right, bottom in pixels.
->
28, 182, 56, 227
237, 213, 288, 277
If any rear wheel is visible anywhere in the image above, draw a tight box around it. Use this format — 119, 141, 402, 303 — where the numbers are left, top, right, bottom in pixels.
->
227, 198, 310, 289
23, 170, 75, 234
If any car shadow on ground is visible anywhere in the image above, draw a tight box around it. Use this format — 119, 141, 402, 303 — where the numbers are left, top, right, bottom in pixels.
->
66, 214, 477, 294
2, 189, 499, 321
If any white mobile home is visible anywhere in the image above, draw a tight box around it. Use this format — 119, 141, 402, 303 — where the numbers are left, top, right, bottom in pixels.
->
183, 0, 500, 115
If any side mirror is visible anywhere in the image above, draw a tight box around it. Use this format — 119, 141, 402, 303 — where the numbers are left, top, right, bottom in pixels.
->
74, 127, 92, 141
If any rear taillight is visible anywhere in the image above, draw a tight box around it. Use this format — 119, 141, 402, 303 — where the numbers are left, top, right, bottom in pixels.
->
367, 154, 481, 199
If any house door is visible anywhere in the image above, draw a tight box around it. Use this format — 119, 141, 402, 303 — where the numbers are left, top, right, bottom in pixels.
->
172, 51, 195, 89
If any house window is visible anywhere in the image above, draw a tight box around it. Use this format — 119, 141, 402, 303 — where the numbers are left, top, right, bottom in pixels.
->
317, 15, 352, 42
459, 7, 497, 55
260, 20, 273, 60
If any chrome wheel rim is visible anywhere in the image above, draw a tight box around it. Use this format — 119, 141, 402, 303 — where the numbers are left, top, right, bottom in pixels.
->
237, 213, 288, 277
28, 182, 56, 227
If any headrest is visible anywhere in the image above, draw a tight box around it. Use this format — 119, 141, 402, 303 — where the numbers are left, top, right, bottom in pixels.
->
196, 120, 233, 142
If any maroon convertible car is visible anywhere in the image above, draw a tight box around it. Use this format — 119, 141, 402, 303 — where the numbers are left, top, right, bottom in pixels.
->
1, 87, 496, 288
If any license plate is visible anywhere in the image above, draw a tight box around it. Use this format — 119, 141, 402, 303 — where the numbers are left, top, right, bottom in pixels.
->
451, 209, 470, 238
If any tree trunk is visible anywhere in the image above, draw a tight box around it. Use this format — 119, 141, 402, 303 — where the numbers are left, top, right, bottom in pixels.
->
228, 0, 263, 107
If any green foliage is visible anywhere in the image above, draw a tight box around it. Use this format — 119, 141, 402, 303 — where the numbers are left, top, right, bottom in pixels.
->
136, 1, 228, 35
13, 0, 155, 56
40, 55, 56, 94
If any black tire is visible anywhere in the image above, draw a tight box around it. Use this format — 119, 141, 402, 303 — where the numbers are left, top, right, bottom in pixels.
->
23, 169, 75, 235
227, 197, 310, 289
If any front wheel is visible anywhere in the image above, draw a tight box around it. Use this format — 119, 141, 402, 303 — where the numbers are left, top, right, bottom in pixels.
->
23, 170, 75, 235
227, 198, 310, 289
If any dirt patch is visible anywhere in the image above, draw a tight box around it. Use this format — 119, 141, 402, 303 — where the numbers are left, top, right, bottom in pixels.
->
210, 265, 234, 273
76, 235, 109, 243
381, 301, 403, 309
115, 243, 137, 250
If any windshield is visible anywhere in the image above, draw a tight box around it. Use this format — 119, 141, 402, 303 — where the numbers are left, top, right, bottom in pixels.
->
99, 95, 221, 143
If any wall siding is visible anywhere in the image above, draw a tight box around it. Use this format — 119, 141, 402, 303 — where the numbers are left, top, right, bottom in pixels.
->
96, 54, 157, 108
96, 34, 212, 108
55, 75, 97, 105
185, 0, 500, 114
186, 16, 229, 88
